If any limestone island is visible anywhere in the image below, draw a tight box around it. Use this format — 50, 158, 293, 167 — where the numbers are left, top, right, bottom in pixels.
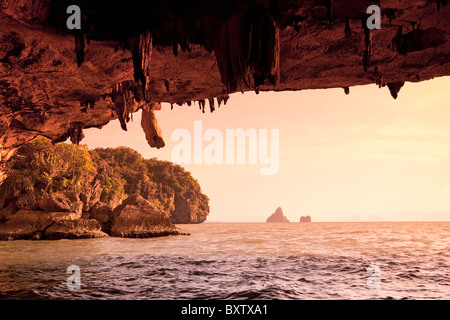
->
0, 138, 209, 240
300, 216, 312, 223
266, 207, 289, 223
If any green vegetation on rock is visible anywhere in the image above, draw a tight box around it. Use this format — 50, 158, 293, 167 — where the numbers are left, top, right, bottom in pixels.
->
1, 137, 96, 200
0, 137, 209, 224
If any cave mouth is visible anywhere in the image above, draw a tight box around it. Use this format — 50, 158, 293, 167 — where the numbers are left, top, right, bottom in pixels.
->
0, 0, 449, 184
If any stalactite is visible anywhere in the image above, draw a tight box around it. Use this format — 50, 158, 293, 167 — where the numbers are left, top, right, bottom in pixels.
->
51, 122, 85, 145
110, 82, 136, 131
387, 82, 404, 99
326, 0, 332, 23
74, 32, 85, 67
209, 98, 215, 113
172, 42, 179, 57
164, 79, 170, 92
198, 99, 206, 113
141, 103, 165, 149
129, 31, 153, 99
214, 9, 281, 94
250, 15, 281, 91
362, 17, 373, 71
111, 93, 128, 131
437, 0, 449, 11
62, 1, 287, 98
345, 18, 351, 38
222, 95, 229, 105
391, 26, 403, 53
214, 11, 252, 93
343, 87, 350, 95
69, 122, 85, 145
376, 76, 384, 88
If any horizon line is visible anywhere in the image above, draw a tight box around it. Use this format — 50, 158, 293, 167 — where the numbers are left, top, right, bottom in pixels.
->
197, 220, 450, 223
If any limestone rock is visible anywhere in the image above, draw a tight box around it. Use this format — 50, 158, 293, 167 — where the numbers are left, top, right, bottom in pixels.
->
266, 207, 290, 223
170, 195, 208, 224
38, 192, 78, 213
16, 192, 37, 210
90, 204, 114, 234
79, 179, 104, 212
300, 216, 312, 223
81, 211, 90, 219
44, 219, 108, 240
1, 1, 449, 183
141, 102, 165, 149
0, 203, 17, 222
111, 194, 189, 238
0, 210, 81, 240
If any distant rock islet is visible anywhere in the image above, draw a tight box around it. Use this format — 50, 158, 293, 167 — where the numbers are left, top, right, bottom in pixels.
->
300, 215, 312, 223
266, 207, 290, 223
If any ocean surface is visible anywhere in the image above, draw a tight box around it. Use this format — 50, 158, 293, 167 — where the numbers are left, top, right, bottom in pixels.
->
0, 222, 449, 300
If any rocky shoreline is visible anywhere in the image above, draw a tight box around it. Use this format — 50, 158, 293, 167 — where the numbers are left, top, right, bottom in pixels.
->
0, 192, 189, 240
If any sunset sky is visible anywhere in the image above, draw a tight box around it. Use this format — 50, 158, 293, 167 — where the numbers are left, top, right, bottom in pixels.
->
82, 76, 450, 222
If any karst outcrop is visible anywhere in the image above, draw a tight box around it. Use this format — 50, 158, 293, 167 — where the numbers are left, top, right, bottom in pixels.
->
0, 138, 208, 239
266, 207, 290, 223
300, 215, 312, 222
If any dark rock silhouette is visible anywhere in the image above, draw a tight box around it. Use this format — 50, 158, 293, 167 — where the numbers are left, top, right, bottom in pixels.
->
387, 82, 405, 99
266, 207, 290, 223
344, 87, 350, 95
300, 216, 312, 223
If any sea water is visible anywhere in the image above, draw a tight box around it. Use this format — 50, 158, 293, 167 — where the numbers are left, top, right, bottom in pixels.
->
0, 222, 449, 300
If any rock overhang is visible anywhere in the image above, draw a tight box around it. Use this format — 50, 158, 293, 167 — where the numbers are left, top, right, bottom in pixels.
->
0, 0, 449, 183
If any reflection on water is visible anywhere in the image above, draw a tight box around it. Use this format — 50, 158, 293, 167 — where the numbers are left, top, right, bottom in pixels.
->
0, 222, 449, 299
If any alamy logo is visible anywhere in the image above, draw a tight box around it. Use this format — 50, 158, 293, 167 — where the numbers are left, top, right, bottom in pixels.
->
66, 5, 81, 30
171, 121, 279, 175
66, 265, 81, 290
66, 5, 381, 31
366, 5, 381, 30
366, 265, 381, 289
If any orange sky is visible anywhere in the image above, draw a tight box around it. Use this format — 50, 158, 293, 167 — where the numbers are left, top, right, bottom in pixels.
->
82, 76, 450, 222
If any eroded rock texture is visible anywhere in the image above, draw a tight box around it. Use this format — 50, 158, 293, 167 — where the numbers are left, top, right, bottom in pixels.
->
111, 194, 189, 238
1, 0, 449, 183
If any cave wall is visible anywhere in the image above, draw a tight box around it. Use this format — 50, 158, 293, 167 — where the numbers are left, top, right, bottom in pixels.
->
0, 0, 449, 183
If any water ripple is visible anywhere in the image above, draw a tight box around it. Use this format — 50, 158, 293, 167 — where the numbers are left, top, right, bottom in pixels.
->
0, 222, 449, 300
